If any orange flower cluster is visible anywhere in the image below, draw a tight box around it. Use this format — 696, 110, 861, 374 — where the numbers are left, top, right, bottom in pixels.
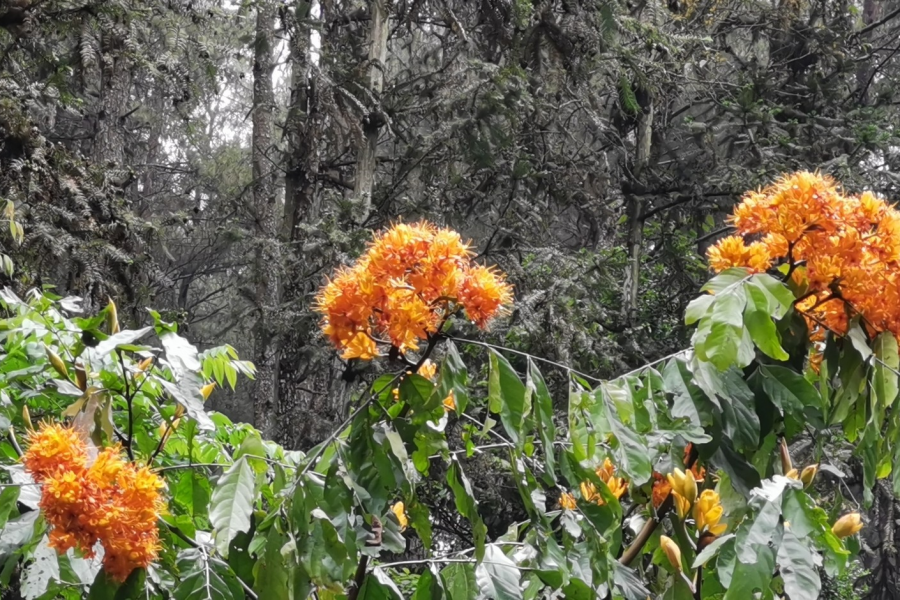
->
23, 423, 164, 582
315, 222, 513, 360
707, 171, 900, 337
558, 458, 628, 510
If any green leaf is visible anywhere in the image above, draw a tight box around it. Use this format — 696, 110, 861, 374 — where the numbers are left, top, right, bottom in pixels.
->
161, 331, 202, 377
663, 358, 711, 427
173, 548, 243, 600
91, 327, 154, 357
475, 544, 522, 600
692, 534, 736, 568
158, 374, 216, 431
722, 545, 775, 600
437, 343, 470, 414
489, 350, 529, 446
777, 529, 821, 600
685, 294, 715, 325
612, 561, 653, 600
359, 568, 404, 600
757, 365, 824, 426
86, 570, 118, 600
441, 563, 477, 600
749, 274, 795, 318
873, 332, 899, 410
0, 510, 38, 556
21, 535, 59, 600
701, 268, 751, 295
407, 499, 433, 550
602, 384, 651, 484
255, 526, 291, 600
736, 480, 785, 563
847, 323, 873, 362
414, 565, 446, 600
744, 284, 789, 360
527, 359, 557, 482
0, 486, 19, 530
209, 457, 256, 558
234, 433, 269, 474
446, 458, 487, 562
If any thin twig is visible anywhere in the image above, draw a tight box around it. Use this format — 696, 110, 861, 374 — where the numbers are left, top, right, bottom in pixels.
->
116, 350, 135, 461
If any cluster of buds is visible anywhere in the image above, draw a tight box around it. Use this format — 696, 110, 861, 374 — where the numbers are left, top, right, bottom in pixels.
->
559, 458, 629, 510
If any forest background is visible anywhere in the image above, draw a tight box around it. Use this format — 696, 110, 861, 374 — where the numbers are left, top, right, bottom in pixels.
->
1, 0, 900, 597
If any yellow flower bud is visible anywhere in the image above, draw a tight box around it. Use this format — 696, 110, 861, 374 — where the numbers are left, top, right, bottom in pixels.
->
45, 345, 68, 379
391, 501, 408, 530
832, 513, 863, 539
200, 383, 216, 401
786, 468, 799, 480
106, 298, 119, 334
137, 357, 153, 372
780, 437, 793, 474
660, 535, 682, 572
22, 404, 32, 431
74, 363, 87, 391
672, 491, 691, 519
174, 404, 185, 419
800, 464, 818, 488
667, 468, 697, 505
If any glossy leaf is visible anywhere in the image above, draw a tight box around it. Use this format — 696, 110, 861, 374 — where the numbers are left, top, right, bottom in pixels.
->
209, 457, 256, 558
475, 545, 522, 600
489, 350, 529, 446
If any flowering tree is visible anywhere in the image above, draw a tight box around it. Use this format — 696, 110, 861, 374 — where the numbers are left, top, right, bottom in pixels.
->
0, 173, 894, 598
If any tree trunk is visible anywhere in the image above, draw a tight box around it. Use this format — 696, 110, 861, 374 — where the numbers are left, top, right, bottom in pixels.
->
91, 15, 131, 166
352, 0, 388, 224
622, 93, 654, 324
251, 0, 281, 439
856, 0, 882, 105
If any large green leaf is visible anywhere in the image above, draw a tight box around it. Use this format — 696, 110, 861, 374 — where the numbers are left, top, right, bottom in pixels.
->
873, 332, 899, 410
413, 565, 446, 600
255, 526, 291, 600
744, 283, 789, 360
527, 359, 557, 482
489, 350, 529, 446
722, 545, 775, 600
602, 384, 651, 485
612, 561, 653, 600
446, 459, 487, 562
92, 327, 153, 357
662, 358, 711, 426
475, 544, 522, 600
441, 563, 477, 600
161, 331, 202, 377
757, 365, 823, 423
358, 568, 404, 600
209, 457, 256, 558
173, 548, 243, 600
701, 268, 751, 295
158, 373, 216, 431
777, 529, 821, 600
437, 343, 470, 414
748, 274, 795, 318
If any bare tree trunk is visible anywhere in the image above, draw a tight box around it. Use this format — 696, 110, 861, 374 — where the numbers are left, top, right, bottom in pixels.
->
251, 0, 281, 439
856, 0, 881, 105
622, 92, 654, 324
91, 15, 131, 166
352, 0, 388, 224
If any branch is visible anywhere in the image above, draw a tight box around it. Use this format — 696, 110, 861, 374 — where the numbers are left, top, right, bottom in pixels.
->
851, 7, 900, 39
619, 515, 659, 566
117, 349, 135, 461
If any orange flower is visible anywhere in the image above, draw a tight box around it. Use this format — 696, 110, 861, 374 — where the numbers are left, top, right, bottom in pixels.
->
418, 359, 438, 381
651, 473, 672, 509
24, 424, 163, 582
22, 423, 88, 482
315, 222, 512, 359
559, 492, 577, 510
707, 172, 900, 340
442, 390, 457, 412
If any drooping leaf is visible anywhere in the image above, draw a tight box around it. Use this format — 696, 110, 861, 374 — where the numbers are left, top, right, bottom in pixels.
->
873, 332, 899, 410
777, 529, 821, 600
209, 457, 256, 558
441, 562, 477, 600
446, 458, 487, 562
527, 359, 557, 482
158, 374, 216, 431
602, 384, 651, 485
92, 327, 153, 358
475, 544, 522, 600
489, 350, 529, 446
